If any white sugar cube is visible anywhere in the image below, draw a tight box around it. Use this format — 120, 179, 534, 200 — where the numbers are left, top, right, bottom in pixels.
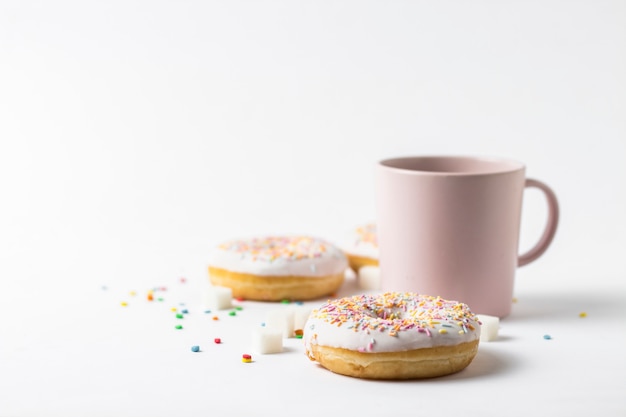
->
476, 314, 500, 342
202, 285, 233, 310
358, 266, 381, 290
293, 306, 312, 332
265, 308, 295, 338
251, 327, 283, 354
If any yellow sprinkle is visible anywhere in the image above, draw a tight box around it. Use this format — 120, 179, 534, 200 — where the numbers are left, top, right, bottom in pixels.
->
439, 329, 448, 334
579, 312, 587, 318
129, 291, 137, 297
120, 301, 128, 307
170, 307, 177, 312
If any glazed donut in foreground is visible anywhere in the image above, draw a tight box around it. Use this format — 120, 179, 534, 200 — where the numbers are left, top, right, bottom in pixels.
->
207, 236, 348, 301
342, 223, 378, 271
304, 292, 481, 379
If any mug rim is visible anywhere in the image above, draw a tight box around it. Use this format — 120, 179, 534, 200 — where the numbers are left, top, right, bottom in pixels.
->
379, 155, 525, 176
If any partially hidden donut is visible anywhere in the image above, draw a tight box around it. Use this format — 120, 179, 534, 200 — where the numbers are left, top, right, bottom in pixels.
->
304, 292, 481, 379
207, 236, 348, 301
342, 223, 378, 271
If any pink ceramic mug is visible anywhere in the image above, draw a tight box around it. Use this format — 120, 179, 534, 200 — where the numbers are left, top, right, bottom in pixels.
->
376, 156, 559, 317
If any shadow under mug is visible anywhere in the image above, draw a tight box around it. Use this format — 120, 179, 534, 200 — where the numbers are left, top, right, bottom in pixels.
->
376, 156, 559, 318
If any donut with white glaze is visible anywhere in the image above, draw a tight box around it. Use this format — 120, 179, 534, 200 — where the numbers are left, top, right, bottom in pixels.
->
304, 292, 481, 379
207, 236, 348, 301
342, 223, 378, 271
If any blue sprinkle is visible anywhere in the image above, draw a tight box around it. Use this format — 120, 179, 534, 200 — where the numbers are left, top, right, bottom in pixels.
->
261, 322, 266, 327
191, 345, 200, 352
543, 334, 552, 340
204, 310, 212, 314
181, 309, 189, 314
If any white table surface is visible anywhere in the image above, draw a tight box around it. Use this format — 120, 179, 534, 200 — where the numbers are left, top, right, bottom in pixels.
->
1, 0, 625, 415
1, 259, 625, 417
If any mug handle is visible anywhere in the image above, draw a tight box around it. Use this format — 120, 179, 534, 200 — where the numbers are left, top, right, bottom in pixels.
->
518, 178, 560, 267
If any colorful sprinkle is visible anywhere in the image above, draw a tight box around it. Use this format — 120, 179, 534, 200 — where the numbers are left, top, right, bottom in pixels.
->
228, 311, 237, 316
191, 345, 200, 352
175, 325, 183, 330
579, 312, 587, 318
354, 223, 377, 247
176, 313, 184, 319
214, 338, 221, 344
218, 236, 332, 263
120, 301, 128, 307
242, 354, 252, 363
309, 292, 479, 338
294, 329, 304, 339
543, 334, 552, 340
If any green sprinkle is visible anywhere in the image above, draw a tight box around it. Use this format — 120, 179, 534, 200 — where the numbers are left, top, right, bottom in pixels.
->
228, 311, 237, 316
281, 299, 291, 304
175, 325, 183, 330
176, 313, 184, 319
234, 306, 243, 311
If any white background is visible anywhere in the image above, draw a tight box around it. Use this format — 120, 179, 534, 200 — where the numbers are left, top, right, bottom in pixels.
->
1, 1, 625, 416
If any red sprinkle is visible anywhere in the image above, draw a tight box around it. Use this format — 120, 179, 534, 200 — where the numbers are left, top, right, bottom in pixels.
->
214, 338, 221, 344
242, 354, 252, 359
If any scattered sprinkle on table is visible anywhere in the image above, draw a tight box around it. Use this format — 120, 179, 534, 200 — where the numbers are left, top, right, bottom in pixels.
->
294, 329, 304, 339
242, 354, 252, 363
120, 301, 128, 307
214, 338, 221, 344
543, 334, 552, 340
191, 345, 200, 352
176, 313, 184, 319
212, 316, 219, 321
579, 312, 587, 318
175, 325, 183, 330
228, 311, 237, 316
181, 309, 189, 314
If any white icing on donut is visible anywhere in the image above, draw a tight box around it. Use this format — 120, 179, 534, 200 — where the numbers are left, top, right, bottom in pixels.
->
342, 223, 378, 260
304, 292, 481, 354
208, 236, 348, 277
